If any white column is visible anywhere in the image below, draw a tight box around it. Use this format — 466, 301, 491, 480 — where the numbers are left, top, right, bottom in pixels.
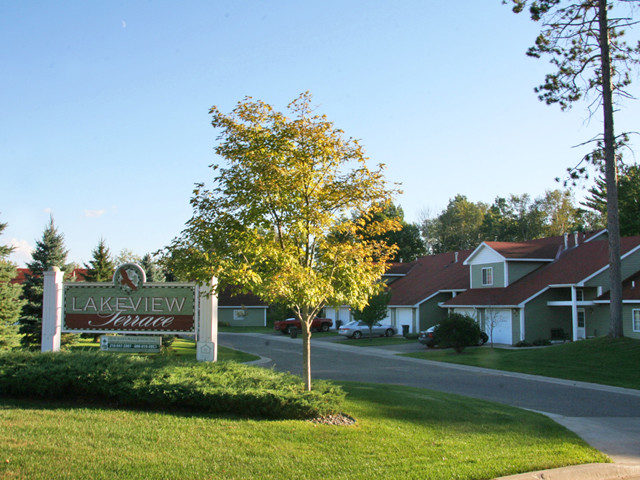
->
571, 286, 578, 342
42, 267, 64, 352
197, 277, 218, 362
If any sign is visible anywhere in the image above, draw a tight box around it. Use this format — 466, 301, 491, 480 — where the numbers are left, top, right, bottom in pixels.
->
100, 335, 162, 353
63, 263, 197, 334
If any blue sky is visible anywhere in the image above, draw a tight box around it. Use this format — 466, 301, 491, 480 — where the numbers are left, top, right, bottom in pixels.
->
2, 1, 639, 267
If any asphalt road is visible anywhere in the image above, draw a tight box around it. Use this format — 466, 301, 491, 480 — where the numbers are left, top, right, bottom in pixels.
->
219, 332, 640, 464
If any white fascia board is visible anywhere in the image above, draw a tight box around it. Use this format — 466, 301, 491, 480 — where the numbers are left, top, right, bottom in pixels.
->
585, 229, 607, 242
547, 301, 595, 307
517, 286, 551, 308
463, 243, 505, 265
415, 289, 467, 307
505, 258, 555, 263
439, 303, 519, 309
580, 242, 640, 284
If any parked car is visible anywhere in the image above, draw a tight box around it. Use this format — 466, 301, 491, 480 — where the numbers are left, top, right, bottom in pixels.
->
338, 320, 397, 339
274, 317, 333, 334
418, 325, 489, 348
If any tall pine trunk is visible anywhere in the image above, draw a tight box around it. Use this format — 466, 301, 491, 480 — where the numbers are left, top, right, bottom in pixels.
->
598, 0, 623, 338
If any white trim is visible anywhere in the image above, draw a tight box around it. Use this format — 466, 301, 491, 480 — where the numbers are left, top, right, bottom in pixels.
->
580, 242, 640, 285
584, 229, 607, 242
482, 267, 494, 286
504, 263, 509, 287
464, 243, 502, 265
547, 301, 595, 307
633, 309, 640, 333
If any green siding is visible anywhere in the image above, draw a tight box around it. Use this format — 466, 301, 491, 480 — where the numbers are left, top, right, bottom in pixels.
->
507, 262, 546, 284
418, 293, 451, 331
218, 308, 266, 327
471, 262, 505, 288
524, 289, 572, 341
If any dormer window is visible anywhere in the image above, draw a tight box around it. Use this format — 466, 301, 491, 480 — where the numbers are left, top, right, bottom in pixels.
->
482, 267, 493, 286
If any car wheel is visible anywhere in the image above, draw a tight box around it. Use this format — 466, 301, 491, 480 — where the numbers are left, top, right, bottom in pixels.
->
427, 344, 435, 349
352, 331, 362, 339
320, 323, 330, 332
384, 329, 394, 337
285, 326, 293, 335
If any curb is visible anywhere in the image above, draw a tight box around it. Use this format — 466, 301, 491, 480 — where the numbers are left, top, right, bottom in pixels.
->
495, 463, 640, 480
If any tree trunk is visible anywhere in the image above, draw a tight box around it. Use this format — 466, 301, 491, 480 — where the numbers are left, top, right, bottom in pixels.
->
598, 0, 624, 338
301, 313, 312, 391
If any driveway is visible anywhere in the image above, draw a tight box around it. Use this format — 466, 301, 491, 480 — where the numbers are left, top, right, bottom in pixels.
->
219, 332, 640, 465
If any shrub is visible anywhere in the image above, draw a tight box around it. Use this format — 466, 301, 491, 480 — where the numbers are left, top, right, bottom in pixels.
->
515, 340, 533, 347
434, 313, 482, 354
0, 351, 345, 419
532, 338, 552, 346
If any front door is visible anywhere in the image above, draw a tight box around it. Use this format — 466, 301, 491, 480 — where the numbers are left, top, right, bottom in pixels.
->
577, 308, 586, 339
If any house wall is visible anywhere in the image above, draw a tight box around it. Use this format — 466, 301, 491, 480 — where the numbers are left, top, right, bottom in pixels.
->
523, 289, 573, 341
219, 308, 266, 327
507, 262, 546, 285
584, 247, 640, 290
418, 293, 452, 330
471, 262, 505, 288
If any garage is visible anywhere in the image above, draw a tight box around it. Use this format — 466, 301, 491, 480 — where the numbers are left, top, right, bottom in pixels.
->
485, 309, 512, 345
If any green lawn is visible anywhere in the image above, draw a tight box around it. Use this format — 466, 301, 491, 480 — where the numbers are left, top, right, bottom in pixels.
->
403, 336, 640, 390
0, 382, 606, 480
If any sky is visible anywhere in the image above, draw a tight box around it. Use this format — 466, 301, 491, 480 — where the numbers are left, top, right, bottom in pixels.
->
2, 1, 639, 267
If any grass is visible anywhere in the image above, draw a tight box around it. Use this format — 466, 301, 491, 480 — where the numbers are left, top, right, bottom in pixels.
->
0, 382, 607, 480
403, 336, 640, 390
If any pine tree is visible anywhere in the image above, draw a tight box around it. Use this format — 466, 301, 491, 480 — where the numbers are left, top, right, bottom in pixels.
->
82, 238, 115, 282
141, 253, 165, 282
18, 217, 69, 349
0, 219, 24, 350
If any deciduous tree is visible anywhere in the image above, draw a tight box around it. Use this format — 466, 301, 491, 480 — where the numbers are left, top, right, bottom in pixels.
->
507, 0, 640, 337
167, 93, 399, 390
352, 288, 392, 338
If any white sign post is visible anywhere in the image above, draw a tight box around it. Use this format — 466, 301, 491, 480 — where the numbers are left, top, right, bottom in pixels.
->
197, 277, 218, 362
41, 267, 64, 352
41, 266, 219, 362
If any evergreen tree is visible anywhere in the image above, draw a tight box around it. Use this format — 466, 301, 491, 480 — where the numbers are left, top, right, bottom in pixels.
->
583, 164, 640, 236
82, 238, 115, 282
507, 0, 640, 337
141, 253, 165, 282
18, 218, 69, 349
0, 219, 24, 350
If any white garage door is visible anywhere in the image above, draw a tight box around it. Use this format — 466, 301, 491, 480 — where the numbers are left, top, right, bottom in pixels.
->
485, 309, 512, 345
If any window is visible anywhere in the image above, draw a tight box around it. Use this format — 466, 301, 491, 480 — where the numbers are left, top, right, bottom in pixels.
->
576, 289, 584, 301
481, 267, 493, 286
577, 309, 585, 328
233, 309, 246, 321
633, 309, 640, 333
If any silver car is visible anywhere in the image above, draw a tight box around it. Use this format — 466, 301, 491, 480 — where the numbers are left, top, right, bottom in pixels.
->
338, 320, 397, 339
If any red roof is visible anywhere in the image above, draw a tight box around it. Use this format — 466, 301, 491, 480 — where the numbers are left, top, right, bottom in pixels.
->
389, 250, 472, 306
11, 267, 88, 284
477, 231, 600, 262
445, 236, 640, 307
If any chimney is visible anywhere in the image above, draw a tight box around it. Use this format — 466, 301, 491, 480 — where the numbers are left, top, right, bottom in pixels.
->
563, 233, 568, 250
573, 231, 579, 247
454, 251, 458, 263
